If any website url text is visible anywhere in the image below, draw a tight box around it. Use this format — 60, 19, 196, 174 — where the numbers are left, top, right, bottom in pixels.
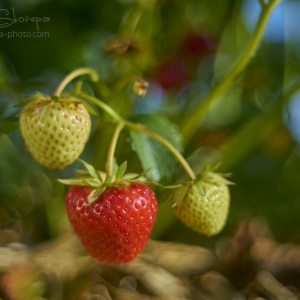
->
0, 30, 49, 38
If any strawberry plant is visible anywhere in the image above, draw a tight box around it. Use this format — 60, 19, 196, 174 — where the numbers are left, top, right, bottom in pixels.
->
2, 0, 300, 298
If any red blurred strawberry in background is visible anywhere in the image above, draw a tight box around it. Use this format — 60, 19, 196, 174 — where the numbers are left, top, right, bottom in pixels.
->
153, 31, 217, 90
179, 31, 217, 62
155, 61, 188, 90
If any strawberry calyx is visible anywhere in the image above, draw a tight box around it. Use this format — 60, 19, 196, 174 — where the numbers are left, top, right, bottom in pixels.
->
172, 166, 234, 206
15, 92, 97, 116
196, 171, 233, 188
58, 160, 148, 203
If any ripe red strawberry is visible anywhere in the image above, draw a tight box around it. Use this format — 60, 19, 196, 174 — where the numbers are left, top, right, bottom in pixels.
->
19, 94, 91, 170
65, 183, 157, 264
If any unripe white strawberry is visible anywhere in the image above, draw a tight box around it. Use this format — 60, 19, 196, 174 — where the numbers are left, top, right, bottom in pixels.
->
172, 173, 231, 236
20, 95, 91, 170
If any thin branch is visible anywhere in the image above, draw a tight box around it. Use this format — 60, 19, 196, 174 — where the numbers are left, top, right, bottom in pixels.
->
106, 122, 125, 176
180, 0, 281, 144
53, 68, 99, 97
259, 0, 266, 7
80, 94, 196, 181
126, 122, 196, 181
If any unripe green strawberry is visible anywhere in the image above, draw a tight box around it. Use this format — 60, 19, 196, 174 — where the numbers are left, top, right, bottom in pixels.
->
172, 173, 231, 236
20, 96, 91, 169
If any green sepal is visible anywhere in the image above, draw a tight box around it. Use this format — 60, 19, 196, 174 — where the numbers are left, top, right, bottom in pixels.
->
81, 101, 98, 116
115, 161, 127, 180
58, 177, 101, 187
37, 101, 51, 118
71, 80, 83, 95
104, 175, 113, 185
172, 185, 190, 206
14, 92, 46, 108
51, 95, 60, 101
200, 171, 234, 186
82, 178, 101, 187
121, 173, 148, 182
111, 157, 119, 176
75, 169, 106, 181
77, 159, 102, 182
66, 91, 99, 116
88, 187, 105, 203
75, 169, 88, 175
58, 178, 89, 186
126, 168, 151, 181
193, 182, 205, 196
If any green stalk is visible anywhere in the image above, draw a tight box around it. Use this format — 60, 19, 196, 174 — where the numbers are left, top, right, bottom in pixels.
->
81, 94, 196, 181
259, 0, 266, 6
180, 0, 281, 144
80, 93, 125, 123
106, 122, 125, 176
126, 122, 196, 181
54, 68, 99, 97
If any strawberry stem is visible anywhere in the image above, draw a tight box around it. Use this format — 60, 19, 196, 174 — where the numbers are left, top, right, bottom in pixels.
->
80, 93, 125, 123
54, 68, 99, 97
180, 0, 281, 144
126, 122, 196, 181
106, 122, 125, 177
80, 94, 196, 181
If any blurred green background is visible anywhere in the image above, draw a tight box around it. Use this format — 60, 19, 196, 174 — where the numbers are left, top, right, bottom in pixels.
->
0, 0, 300, 251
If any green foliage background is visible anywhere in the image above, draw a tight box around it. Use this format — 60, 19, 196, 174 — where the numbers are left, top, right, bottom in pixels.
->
0, 0, 299, 251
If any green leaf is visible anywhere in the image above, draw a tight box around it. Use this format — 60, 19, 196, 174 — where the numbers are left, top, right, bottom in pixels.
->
0, 117, 20, 136
77, 159, 101, 181
128, 114, 183, 183
115, 161, 127, 179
